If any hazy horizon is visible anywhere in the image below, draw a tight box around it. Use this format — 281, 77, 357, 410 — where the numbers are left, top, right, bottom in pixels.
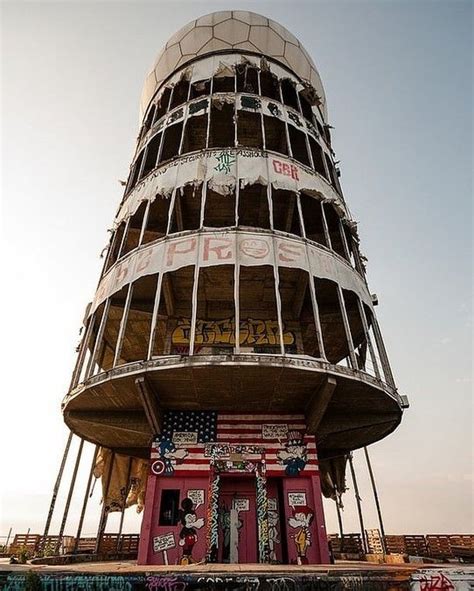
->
1, 0, 472, 542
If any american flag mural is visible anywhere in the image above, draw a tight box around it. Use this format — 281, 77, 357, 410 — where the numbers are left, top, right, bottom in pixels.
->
150, 411, 318, 477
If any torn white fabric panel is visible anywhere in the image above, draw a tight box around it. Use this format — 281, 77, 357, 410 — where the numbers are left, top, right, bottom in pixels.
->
91, 230, 372, 314
115, 150, 348, 227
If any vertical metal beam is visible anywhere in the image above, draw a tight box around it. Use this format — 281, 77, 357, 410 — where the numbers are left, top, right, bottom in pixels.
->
336, 285, 358, 369
55, 438, 84, 554
189, 242, 201, 356
112, 283, 134, 367
95, 450, 115, 555
147, 272, 164, 360
85, 298, 111, 379
320, 201, 332, 250
69, 315, 94, 390
137, 200, 151, 247
116, 456, 133, 552
73, 445, 99, 554
348, 452, 368, 554
278, 81, 293, 159
40, 431, 73, 552
364, 447, 388, 554
371, 315, 396, 387
335, 498, 345, 553
357, 299, 381, 380
338, 219, 352, 263
5, 527, 12, 552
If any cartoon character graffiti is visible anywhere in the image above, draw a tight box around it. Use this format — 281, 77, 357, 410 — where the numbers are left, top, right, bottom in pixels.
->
267, 507, 280, 562
288, 505, 314, 565
151, 438, 188, 476
277, 431, 308, 476
178, 497, 205, 565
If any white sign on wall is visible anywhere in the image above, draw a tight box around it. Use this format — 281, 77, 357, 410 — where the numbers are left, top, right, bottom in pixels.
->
288, 492, 307, 507
233, 498, 250, 512
172, 431, 198, 445
153, 532, 176, 553
262, 424, 289, 439
187, 489, 205, 509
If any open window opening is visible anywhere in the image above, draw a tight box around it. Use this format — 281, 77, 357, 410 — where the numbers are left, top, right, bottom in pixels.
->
271, 189, 302, 236
238, 183, 270, 229
260, 71, 280, 100
236, 65, 258, 93
362, 304, 385, 380
209, 101, 235, 148
127, 150, 144, 193
182, 114, 208, 153
313, 278, 349, 365
213, 75, 235, 93
106, 222, 126, 270
169, 78, 190, 110
204, 185, 236, 228
315, 119, 325, 138
239, 265, 280, 354
342, 289, 365, 371
118, 273, 159, 364
322, 204, 347, 259
195, 265, 235, 355
298, 92, 314, 122
142, 196, 171, 244
308, 137, 327, 179
263, 115, 288, 155
95, 286, 128, 372
279, 268, 320, 356
79, 301, 106, 382
159, 490, 180, 526
140, 132, 162, 179
159, 122, 183, 163
155, 87, 172, 122
342, 225, 357, 268
237, 111, 263, 149
121, 201, 147, 256
288, 126, 310, 167
324, 153, 340, 191
324, 125, 332, 147
299, 192, 326, 245
152, 266, 194, 356
190, 79, 211, 99
142, 104, 156, 136
281, 79, 299, 111
169, 184, 202, 233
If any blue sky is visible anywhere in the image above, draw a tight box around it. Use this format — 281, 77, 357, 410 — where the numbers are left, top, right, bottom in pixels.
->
1, 0, 472, 539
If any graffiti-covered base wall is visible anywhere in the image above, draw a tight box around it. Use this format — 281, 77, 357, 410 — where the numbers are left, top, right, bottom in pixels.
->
138, 411, 329, 565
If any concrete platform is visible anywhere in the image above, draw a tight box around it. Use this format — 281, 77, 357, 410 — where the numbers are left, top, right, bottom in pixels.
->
1, 559, 473, 590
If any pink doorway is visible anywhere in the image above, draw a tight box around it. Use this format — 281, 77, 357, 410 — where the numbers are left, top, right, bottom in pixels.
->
218, 477, 257, 563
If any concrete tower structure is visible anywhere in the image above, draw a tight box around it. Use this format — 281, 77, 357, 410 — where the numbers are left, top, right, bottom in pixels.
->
62, 11, 406, 565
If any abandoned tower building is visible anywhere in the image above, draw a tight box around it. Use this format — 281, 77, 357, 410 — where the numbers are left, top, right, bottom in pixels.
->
61, 11, 407, 565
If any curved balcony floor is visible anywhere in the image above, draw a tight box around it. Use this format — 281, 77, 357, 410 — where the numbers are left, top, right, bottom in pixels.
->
62, 355, 403, 460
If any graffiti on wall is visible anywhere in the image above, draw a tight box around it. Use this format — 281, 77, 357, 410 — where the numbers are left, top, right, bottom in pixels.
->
256, 468, 270, 563
267, 497, 281, 563
277, 431, 308, 476
178, 497, 205, 565
171, 317, 295, 347
288, 504, 314, 565
206, 472, 220, 562
151, 438, 188, 476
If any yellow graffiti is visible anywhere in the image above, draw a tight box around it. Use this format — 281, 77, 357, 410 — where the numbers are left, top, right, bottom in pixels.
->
171, 318, 295, 346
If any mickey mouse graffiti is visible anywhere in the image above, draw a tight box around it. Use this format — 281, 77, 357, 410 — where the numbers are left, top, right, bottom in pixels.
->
277, 431, 308, 476
178, 497, 205, 565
